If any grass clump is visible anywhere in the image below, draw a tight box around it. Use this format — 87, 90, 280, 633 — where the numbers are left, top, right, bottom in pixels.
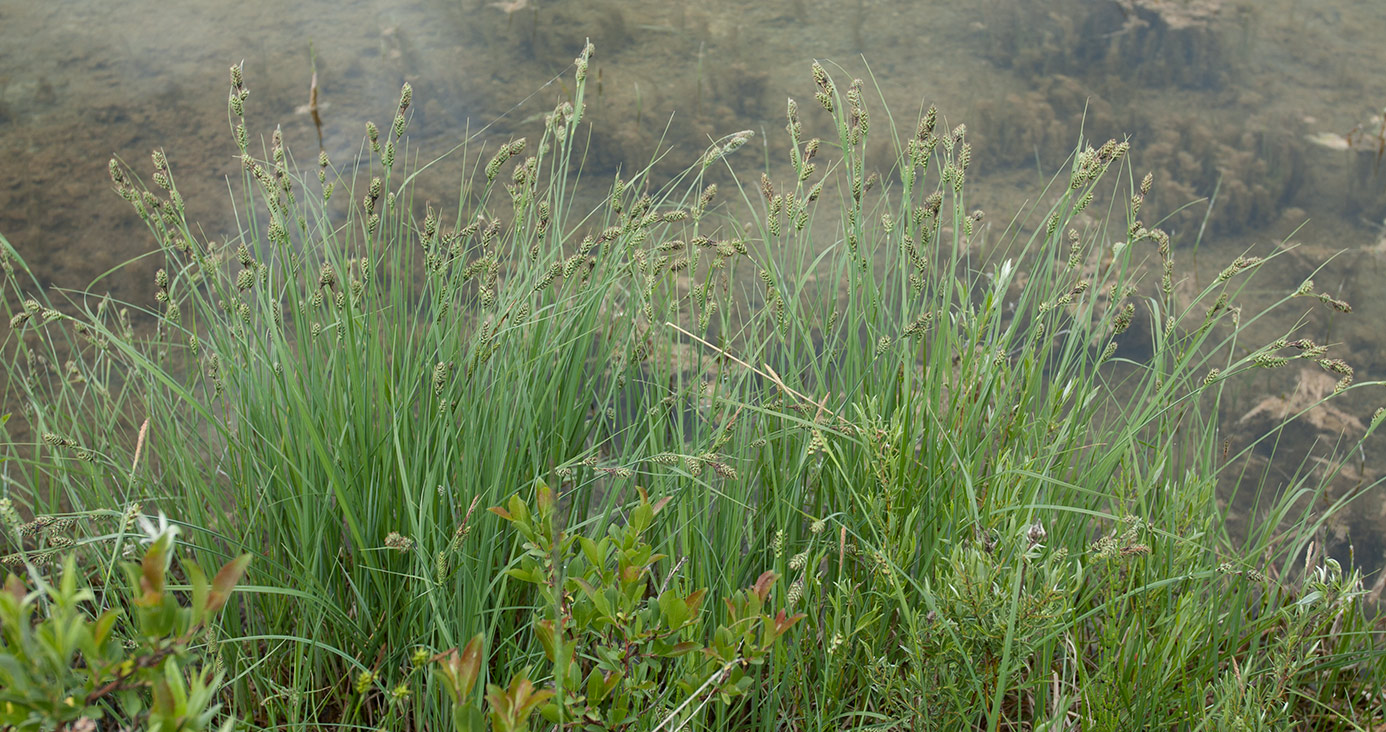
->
3, 44, 1386, 730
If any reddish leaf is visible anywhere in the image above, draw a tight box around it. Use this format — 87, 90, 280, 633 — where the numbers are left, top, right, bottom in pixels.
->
535, 480, 554, 516
667, 641, 700, 657
457, 633, 484, 698
684, 588, 707, 614
752, 570, 777, 602
137, 543, 166, 607
435, 633, 485, 704
773, 609, 806, 636
3, 574, 26, 604
650, 496, 673, 516
206, 553, 251, 613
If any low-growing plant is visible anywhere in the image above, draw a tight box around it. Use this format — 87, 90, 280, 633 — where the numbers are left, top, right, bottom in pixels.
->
401, 482, 803, 732
0, 511, 249, 731
489, 480, 803, 730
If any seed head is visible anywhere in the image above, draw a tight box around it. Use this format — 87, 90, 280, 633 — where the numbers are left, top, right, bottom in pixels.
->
1317, 292, 1352, 313
385, 531, 414, 552
919, 105, 937, 138
575, 41, 594, 82
1319, 358, 1353, 377
355, 671, 375, 694
1113, 303, 1135, 334
787, 577, 804, 607
432, 361, 453, 395
697, 184, 717, 212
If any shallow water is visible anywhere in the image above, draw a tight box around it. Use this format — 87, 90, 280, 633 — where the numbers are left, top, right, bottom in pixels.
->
3, 0, 1386, 572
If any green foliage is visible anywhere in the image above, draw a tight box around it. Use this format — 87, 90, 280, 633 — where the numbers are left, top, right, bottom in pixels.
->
1, 42, 1384, 731
435, 633, 487, 731
489, 481, 803, 730
0, 524, 248, 731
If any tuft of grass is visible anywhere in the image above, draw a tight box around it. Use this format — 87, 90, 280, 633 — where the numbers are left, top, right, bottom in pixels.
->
3, 45, 1385, 730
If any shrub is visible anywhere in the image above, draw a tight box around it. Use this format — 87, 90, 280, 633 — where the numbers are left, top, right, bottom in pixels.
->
0, 510, 248, 731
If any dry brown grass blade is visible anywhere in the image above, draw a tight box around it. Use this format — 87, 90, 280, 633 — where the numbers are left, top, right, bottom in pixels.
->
129, 418, 149, 479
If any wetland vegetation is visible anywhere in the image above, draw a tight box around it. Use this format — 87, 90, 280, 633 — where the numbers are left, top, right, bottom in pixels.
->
3, 42, 1386, 731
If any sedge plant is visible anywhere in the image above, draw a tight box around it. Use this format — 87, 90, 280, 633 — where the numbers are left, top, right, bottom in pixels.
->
2, 44, 1385, 730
